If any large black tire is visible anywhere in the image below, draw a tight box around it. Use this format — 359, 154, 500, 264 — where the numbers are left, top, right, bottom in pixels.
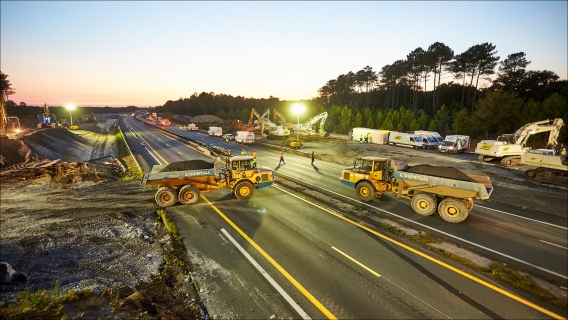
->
438, 197, 468, 223
234, 181, 254, 200
178, 184, 200, 205
155, 186, 178, 208
356, 181, 375, 201
411, 193, 437, 216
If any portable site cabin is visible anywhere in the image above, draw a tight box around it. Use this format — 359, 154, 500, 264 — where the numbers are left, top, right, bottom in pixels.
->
351, 127, 390, 144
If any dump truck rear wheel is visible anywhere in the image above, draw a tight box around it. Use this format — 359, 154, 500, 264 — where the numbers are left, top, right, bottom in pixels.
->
356, 181, 374, 201
235, 181, 254, 200
179, 185, 200, 205
155, 187, 178, 208
438, 197, 468, 223
411, 193, 437, 216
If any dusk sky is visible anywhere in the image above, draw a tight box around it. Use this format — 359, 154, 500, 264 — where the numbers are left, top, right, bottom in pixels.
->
1, 1, 566, 107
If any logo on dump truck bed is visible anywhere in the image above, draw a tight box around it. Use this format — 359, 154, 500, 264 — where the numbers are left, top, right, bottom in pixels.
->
184, 169, 214, 177
397, 172, 428, 182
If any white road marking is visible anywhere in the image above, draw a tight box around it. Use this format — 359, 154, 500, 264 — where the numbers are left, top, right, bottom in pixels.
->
539, 240, 568, 250
276, 172, 568, 280
476, 205, 567, 230
220, 228, 311, 320
145, 147, 162, 165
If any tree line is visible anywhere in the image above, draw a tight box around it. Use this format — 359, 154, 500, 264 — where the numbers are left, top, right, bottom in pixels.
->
2, 41, 567, 143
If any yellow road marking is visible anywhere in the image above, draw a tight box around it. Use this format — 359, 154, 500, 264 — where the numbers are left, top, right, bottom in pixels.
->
274, 186, 565, 320
332, 246, 381, 278
201, 195, 337, 320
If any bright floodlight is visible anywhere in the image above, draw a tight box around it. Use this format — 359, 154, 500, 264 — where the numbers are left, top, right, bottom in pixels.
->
292, 103, 305, 115
66, 104, 76, 126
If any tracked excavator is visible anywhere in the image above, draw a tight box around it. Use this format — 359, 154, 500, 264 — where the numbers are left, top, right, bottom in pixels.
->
475, 118, 564, 166
293, 112, 328, 136
247, 108, 272, 136
0, 95, 21, 139
273, 109, 293, 129
521, 148, 567, 185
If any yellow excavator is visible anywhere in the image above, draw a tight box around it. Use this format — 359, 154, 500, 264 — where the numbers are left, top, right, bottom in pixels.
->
0, 95, 21, 139
273, 109, 293, 129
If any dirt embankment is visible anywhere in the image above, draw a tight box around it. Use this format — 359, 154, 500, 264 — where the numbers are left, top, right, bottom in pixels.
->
0, 118, 205, 319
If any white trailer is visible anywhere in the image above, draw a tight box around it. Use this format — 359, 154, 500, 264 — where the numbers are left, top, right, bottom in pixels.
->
350, 128, 390, 144
439, 135, 470, 154
389, 132, 428, 149
187, 123, 198, 131
236, 131, 255, 144
208, 126, 223, 136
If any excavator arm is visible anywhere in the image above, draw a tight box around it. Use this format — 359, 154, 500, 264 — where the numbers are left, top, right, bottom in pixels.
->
273, 109, 286, 125
294, 112, 328, 136
248, 108, 261, 128
0, 95, 6, 130
514, 118, 564, 147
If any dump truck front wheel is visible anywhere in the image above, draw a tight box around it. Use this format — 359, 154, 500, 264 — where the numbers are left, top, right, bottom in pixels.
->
179, 185, 200, 205
155, 187, 178, 208
356, 181, 375, 201
234, 181, 254, 200
411, 193, 437, 216
438, 197, 468, 223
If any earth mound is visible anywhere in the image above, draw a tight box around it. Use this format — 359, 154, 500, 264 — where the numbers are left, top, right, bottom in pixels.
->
159, 160, 214, 172
406, 164, 475, 182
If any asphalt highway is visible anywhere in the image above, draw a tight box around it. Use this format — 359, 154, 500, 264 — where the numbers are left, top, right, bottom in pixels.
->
119, 116, 567, 319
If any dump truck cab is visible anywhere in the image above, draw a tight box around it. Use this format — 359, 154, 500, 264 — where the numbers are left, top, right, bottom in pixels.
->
222, 155, 275, 199
340, 157, 394, 200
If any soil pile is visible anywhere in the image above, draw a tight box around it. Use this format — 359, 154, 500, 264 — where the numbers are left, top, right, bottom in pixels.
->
159, 160, 214, 172
407, 164, 476, 182
0, 139, 32, 168
190, 115, 223, 123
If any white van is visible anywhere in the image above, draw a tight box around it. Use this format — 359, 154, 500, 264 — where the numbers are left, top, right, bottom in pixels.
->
413, 131, 444, 143
389, 132, 428, 149
439, 135, 470, 154
208, 127, 223, 136
235, 131, 255, 144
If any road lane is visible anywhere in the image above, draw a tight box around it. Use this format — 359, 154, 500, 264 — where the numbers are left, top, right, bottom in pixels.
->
130, 116, 568, 280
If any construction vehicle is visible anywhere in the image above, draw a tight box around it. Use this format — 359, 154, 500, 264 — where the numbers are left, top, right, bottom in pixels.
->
273, 109, 293, 129
0, 96, 21, 139
208, 126, 223, 136
521, 149, 567, 185
38, 103, 57, 128
141, 156, 275, 207
268, 125, 290, 138
235, 131, 255, 144
293, 112, 328, 136
475, 118, 564, 166
289, 140, 302, 149
248, 108, 274, 136
340, 157, 493, 223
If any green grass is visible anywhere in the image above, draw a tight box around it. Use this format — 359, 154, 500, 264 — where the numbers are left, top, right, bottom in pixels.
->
115, 130, 143, 179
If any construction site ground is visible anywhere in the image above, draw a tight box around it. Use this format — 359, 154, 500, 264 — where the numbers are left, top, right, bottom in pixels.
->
0, 116, 566, 318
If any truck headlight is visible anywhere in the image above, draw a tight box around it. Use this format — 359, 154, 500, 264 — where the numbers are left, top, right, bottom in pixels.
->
449, 147, 454, 149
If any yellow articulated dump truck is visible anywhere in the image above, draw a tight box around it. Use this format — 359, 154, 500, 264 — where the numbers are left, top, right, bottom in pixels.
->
142, 156, 275, 207
339, 156, 493, 223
